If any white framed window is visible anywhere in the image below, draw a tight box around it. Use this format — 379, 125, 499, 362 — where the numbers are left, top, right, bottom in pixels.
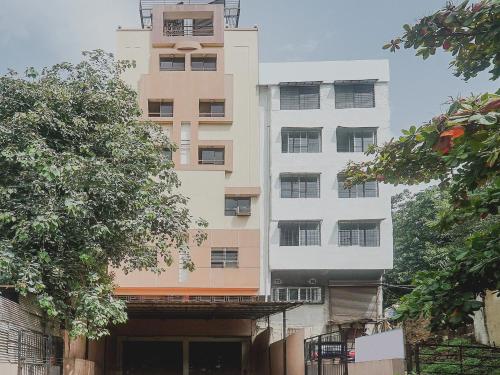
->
280, 84, 320, 110
337, 174, 378, 198
281, 128, 321, 153
338, 221, 380, 247
272, 287, 322, 303
336, 127, 377, 152
280, 174, 320, 198
211, 248, 238, 268
279, 221, 321, 246
335, 82, 375, 108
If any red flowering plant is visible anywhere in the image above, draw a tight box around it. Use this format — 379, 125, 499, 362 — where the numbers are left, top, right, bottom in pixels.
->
343, 0, 500, 331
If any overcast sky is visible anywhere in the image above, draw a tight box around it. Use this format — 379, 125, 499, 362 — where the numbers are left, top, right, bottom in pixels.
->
0, 0, 497, 135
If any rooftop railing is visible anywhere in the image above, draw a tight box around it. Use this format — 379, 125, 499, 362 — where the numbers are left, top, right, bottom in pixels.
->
139, 0, 240, 28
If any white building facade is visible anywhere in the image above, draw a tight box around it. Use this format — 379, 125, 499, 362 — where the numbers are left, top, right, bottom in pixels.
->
259, 60, 393, 340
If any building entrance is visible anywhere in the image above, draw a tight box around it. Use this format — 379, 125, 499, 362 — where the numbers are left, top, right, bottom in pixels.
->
122, 340, 242, 375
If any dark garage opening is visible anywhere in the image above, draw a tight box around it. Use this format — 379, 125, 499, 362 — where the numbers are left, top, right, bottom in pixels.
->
123, 341, 183, 375
189, 342, 242, 374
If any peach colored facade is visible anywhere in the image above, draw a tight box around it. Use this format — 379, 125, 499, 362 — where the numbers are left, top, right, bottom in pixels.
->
115, 3, 261, 296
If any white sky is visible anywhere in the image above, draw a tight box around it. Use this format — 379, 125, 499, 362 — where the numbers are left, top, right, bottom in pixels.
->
0, 0, 496, 137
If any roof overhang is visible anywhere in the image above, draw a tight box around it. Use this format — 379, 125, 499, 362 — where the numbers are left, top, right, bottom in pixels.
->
279, 81, 323, 86
120, 295, 301, 320
334, 79, 378, 84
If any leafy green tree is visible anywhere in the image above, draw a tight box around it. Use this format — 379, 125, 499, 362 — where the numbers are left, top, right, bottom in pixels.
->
386, 188, 452, 306
343, 0, 500, 331
0, 50, 206, 339
386, 188, 495, 307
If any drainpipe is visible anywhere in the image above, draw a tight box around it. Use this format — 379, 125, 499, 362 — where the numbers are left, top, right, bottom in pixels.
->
283, 310, 287, 375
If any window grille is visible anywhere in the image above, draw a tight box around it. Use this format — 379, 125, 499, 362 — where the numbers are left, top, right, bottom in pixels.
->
191, 56, 217, 71
338, 221, 380, 247
337, 175, 378, 198
335, 83, 375, 108
281, 174, 320, 198
280, 85, 320, 110
211, 248, 238, 268
272, 287, 322, 303
225, 197, 251, 216
281, 128, 321, 153
198, 147, 224, 165
279, 221, 321, 246
336, 127, 377, 152
159, 55, 185, 71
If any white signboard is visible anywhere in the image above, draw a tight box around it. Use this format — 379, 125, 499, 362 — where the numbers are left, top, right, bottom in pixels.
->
355, 328, 405, 363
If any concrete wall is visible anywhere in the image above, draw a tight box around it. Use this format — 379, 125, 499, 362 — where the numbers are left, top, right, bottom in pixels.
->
485, 290, 500, 346
270, 294, 330, 341
0, 363, 17, 375
348, 359, 405, 375
269, 330, 305, 375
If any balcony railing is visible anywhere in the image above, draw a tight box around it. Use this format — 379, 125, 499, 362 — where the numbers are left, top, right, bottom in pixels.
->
198, 159, 225, 165
164, 25, 214, 37
148, 112, 173, 117
199, 112, 225, 117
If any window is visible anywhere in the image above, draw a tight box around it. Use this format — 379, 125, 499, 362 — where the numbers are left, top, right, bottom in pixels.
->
198, 147, 224, 165
338, 221, 380, 247
280, 85, 320, 110
225, 197, 251, 216
279, 221, 321, 246
211, 248, 238, 268
335, 82, 375, 108
191, 56, 217, 71
180, 122, 191, 165
164, 19, 184, 36
336, 127, 377, 152
281, 174, 320, 198
337, 175, 378, 198
148, 100, 173, 117
159, 55, 185, 71
193, 18, 214, 36
199, 101, 225, 117
162, 148, 172, 161
281, 128, 321, 153
272, 287, 322, 303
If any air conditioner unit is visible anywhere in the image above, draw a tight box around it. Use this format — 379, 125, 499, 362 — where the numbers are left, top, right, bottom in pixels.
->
235, 206, 251, 216
308, 278, 318, 285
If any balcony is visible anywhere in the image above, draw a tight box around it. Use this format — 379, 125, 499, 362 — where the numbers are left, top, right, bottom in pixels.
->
164, 23, 214, 37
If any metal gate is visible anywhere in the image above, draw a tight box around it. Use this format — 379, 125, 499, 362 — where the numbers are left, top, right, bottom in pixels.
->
18, 330, 63, 375
0, 295, 63, 375
305, 332, 348, 375
406, 342, 500, 374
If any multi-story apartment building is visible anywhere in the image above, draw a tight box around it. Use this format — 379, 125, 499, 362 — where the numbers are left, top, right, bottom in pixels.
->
94, 1, 290, 374
259, 61, 393, 340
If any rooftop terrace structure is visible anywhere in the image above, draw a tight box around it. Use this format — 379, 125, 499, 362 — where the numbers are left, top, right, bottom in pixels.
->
139, 0, 241, 29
